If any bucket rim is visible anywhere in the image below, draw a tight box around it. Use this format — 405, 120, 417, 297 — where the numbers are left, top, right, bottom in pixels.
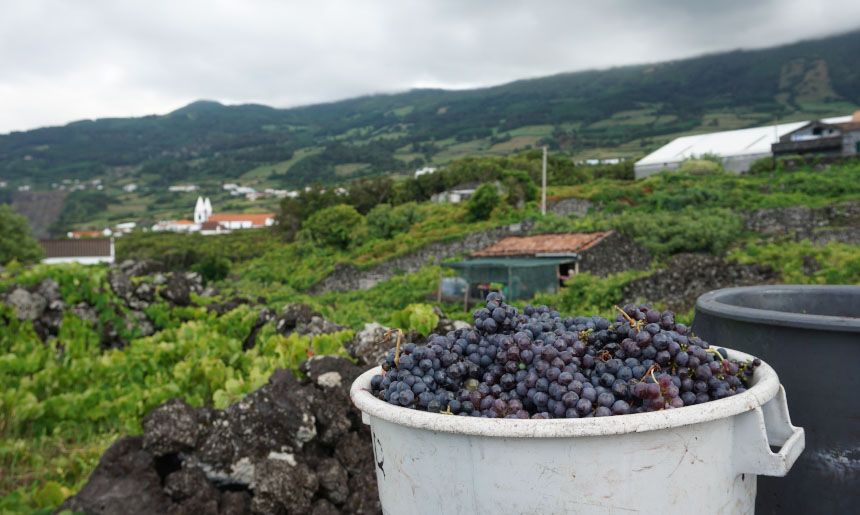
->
350, 347, 780, 438
695, 285, 860, 333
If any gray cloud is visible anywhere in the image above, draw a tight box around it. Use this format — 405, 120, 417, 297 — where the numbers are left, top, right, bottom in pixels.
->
1, 0, 858, 133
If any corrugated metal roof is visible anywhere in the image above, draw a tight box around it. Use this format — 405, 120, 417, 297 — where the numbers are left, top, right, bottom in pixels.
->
40, 238, 112, 258
471, 231, 612, 257
636, 115, 852, 166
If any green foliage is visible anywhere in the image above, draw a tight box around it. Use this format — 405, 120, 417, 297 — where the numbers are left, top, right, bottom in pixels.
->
677, 158, 724, 175
730, 239, 860, 284
301, 204, 364, 250
534, 207, 744, 257
749, 156, 776, 174
610, 207, 744, 256
192, 254, 232, 284
467, 183, 501, 222
0, 204, 44, 265
0, 266, 355, 512
366, 202, 426, 240
532, 268, 653, 319
116, 229, 281, 271
501, 169, 538, 207
390, 303, 440, 335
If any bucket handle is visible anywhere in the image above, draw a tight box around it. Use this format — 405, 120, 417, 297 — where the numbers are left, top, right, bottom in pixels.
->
733, 384, 805, 477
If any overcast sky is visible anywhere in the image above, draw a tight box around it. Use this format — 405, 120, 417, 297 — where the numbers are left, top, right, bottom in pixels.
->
1, 0, 859, 134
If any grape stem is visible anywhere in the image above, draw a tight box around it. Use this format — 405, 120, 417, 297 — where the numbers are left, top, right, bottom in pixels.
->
705, 348, 725, 361
598, 350, 611, 363
377, 328, 405, 368
641, 363, 662, 382
614, 305, 642, 333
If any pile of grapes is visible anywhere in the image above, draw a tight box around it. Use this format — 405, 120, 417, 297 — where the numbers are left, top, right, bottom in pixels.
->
369, 293, 761, 419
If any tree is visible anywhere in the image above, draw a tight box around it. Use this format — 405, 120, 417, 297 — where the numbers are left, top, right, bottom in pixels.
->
0, 204, 44, 265
500, 169, 538, 208
302, 204, 365, 249
348, 176, 394, 215
192, 254, 232, 284
466, 183, 501, 222
366, 202, 425, 240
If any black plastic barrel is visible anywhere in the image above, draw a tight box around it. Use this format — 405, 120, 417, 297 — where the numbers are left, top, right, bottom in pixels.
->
692, 285, 860, 515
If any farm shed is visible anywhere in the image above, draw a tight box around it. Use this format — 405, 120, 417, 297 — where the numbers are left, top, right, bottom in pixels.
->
440, 231, 650, 304
772, 112, 860, 158
635, 114, 852, 179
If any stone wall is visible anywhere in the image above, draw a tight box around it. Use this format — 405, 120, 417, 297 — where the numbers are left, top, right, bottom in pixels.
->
621, 253, 777, 313
577, 231, 651, 277
744, 201, 860, 239
307, 221, 535, 294
60, 357, 382, 515
549, 197, 593, 217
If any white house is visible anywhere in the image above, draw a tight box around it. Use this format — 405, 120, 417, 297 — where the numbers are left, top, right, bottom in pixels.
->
168, 184, 199, 192
123, 183, 138, 193
635, 114, 853, 179
152, 220, 199, 232
415, 167, 438, 178
114, 222, 137, 233
40, 238, 114, 265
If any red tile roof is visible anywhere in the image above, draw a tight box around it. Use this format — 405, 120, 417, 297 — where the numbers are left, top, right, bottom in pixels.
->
200, 221, 226, 230
170, 219, 196, 225
471, 231, 613, 257
207, 213, 274, 226
40, 238, 112, 258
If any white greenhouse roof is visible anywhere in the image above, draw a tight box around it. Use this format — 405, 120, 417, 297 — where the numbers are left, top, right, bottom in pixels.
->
636, 115, 852, 166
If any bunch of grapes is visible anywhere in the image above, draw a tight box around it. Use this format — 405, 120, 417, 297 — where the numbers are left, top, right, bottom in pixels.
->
369, 293, 761, 419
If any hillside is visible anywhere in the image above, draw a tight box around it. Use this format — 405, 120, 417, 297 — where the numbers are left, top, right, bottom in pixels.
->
4, 157, 860, 512
1, 30, 860, 230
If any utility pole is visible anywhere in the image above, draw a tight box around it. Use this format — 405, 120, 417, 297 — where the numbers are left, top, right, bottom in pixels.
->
541, 146, 547, 215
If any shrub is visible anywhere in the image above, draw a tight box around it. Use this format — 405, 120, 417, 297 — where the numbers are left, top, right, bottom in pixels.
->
501, 169, 538, 207
301, 204, 364, 249
366, 202, 425, 240
610, 207, 744, 256
466, 183, 501, 221
0, 204, 44, 265
749, 156, 775, 175
192, 255, 232, 284
678, 158, 723, 175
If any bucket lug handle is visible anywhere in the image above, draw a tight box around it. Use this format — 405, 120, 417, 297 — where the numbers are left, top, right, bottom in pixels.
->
733, 385, 805, 477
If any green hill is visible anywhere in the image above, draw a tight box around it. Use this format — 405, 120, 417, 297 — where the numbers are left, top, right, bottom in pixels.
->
1, 30, 859, 227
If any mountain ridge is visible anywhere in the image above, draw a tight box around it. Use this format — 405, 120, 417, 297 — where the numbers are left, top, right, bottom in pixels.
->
1, 30, 858, 202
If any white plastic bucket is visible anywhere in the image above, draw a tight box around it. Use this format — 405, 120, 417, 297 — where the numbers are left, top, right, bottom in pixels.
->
350, 347, 804, 515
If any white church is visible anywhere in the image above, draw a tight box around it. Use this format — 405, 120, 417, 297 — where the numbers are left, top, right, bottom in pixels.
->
152, 197, 276, 234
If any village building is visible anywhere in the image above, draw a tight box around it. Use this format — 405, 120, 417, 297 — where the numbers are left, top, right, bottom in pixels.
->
432, 181, 481, 204
40, 238, 114, 265
772, 111, 860, 159
167, 184, 199, 193
634, 114, 853, 179
151, 220, 199, 232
